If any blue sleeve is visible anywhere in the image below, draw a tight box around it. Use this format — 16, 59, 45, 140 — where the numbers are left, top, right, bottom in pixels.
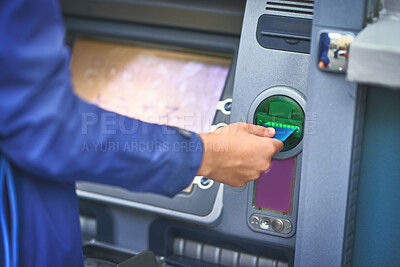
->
0, 0, 203, 197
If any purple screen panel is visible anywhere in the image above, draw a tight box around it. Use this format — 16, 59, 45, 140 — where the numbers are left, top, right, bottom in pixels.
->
254, 158, 296, 214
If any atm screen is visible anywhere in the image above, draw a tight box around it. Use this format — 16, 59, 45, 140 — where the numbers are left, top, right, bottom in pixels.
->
71, 39, 231, 134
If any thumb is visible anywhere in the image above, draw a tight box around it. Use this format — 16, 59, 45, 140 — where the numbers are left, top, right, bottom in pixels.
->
247, 124, 276, 138
270, 138, 284, 153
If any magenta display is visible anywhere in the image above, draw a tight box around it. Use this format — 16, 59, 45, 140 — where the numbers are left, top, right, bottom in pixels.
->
254, 158, 296, 214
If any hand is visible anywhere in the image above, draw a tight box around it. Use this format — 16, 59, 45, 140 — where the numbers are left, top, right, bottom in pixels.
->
197, 122, 283, 187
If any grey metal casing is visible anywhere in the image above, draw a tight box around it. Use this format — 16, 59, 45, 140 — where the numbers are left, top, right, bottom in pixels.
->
294, 0, 367, 266
230, 0, 310, 241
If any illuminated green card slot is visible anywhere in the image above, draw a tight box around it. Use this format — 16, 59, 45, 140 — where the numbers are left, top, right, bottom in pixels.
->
254, 95, 305, 152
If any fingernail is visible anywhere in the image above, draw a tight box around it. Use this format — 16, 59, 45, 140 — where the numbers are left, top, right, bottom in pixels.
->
267, 127, 275, 135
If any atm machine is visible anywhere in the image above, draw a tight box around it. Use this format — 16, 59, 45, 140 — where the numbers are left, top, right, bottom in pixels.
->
60, 0, 399, 266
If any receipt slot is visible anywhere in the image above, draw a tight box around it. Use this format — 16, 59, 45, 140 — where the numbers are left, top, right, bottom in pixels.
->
246, 87, 305, 237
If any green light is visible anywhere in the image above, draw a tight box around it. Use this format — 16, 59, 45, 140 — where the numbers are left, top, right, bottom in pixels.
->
259, 121, 298, 130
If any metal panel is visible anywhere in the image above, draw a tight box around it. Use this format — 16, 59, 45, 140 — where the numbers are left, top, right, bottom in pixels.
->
313, 0, 366, 30
230, 0, 310, 231
294, 0, 367, 266
60, 0, 245, 35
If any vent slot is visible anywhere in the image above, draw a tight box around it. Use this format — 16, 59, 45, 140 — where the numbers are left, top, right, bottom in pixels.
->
173, 237, 289, 267
266, 0, 314, 20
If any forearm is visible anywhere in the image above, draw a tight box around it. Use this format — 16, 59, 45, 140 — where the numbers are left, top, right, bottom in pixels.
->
0, 85, 203, 196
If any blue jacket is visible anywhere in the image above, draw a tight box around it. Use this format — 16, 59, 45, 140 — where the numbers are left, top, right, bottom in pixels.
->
0, 0, 203, 266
